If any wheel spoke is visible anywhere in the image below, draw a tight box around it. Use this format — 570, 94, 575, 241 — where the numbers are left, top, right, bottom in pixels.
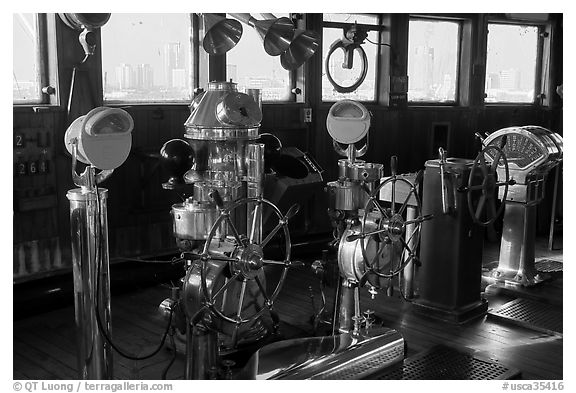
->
475, 195, 486, 219
371, 197, 390, 220
402, 225, 420, 262
404, 214, 433, 226
399, 236, 415, 261
397, 187, 415, 216
478, 154, 489, 176
207, 254, 238, 263
225, 215, 244, 246
249, 201, 262, 244
371, 239, 388, 268
377, 239, 387, 258
405, 224, 420, 246
494, 180, 510, 188
468, 184, 485, 191
254, 276, 272, 305
491, 149, 503, 172
389, 237, 398, 272
347, 227, 387, 242
263, 259, 287, 266
236, 278, 248, 319
212, 272, 241, 299
260, 222, 283, 249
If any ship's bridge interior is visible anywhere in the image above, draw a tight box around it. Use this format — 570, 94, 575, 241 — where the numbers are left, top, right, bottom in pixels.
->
12, 12, 564, 383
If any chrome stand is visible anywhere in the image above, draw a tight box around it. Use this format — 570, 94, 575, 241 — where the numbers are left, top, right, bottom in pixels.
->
67, 183, 113, 379
493, 203, 545, 286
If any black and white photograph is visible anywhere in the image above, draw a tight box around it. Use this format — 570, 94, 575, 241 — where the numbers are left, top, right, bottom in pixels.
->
10, 4, 568, 389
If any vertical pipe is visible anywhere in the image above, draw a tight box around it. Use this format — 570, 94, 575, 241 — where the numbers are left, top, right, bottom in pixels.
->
402, 206, 417, 299
246, 143, 265, 243
336, 279, 355, 333
548, 165, 560, 250
67, 188, 113, 380
187, 324, 219, 379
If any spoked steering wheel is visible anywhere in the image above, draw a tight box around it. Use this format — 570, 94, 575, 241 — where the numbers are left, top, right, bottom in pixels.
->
195, 190, 299, 344
346, 157, 432, 283
466, 136, 513, 226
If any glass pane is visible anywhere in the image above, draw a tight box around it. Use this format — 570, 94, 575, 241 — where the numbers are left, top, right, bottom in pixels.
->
322, 27, 378, 101
101, 13, 193, 103
226, 13, 292, 101
323, 13, 379, 25
485, 24, 538, 103
13, 13, 41, 103
408, 19, 460, 103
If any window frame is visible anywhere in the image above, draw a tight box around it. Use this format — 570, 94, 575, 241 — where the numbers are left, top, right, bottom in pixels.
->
320, 14, 382, 103
13, 13, 59, 107
101, 13, 198, 106
483, 19, 546, 106
406, 15, 464, 106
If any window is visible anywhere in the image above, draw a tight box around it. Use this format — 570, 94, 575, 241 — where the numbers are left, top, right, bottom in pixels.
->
485, 23, 539, 103
322, 14, 379, 102
408, 18, 460, 103
13, 13, 43, 103
226, 13, 292, 102
101, 14, 194, 103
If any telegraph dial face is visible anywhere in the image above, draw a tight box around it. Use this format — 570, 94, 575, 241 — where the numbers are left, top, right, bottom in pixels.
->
486, 132, 546, 170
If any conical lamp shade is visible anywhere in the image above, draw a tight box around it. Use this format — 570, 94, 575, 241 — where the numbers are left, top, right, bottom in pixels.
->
202, 14, 243, 55
59, 13, 111, 30
253, 17, 295, 56
280, 29, 319, 70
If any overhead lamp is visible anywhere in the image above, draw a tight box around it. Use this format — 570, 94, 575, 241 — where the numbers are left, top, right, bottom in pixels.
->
201, 13, 243, 55
260, 13, 319, 70
58, 13, 111, 61
229, 13, 295, 56
280, 28, 320, 70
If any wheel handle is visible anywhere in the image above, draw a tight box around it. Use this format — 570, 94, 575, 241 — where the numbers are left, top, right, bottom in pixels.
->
199, 196, 298, 326
355, 163, 430, 280
466, 142, 511, 226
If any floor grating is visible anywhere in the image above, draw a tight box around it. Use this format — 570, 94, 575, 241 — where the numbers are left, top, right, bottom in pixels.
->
377, 345, 521, 380
534, 259, 563, 273
489, 298, 562, 335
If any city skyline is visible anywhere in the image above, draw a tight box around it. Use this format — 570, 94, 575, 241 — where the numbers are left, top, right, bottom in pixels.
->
14, 14, 541, 104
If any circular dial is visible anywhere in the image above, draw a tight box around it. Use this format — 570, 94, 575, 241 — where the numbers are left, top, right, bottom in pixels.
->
486, 133, 544, 170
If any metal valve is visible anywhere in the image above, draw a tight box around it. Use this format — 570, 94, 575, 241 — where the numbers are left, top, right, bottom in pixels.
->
221, 359, 236, 379
363, 309, 375, 331
368, 285, 378, 299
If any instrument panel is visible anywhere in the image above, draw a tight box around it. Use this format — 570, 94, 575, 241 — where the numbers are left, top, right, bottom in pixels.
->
488, 133, 544, 169
484, 126, 562, 172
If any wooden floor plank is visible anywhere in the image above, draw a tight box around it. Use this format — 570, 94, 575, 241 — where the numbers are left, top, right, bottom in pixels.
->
13, 342, 75, 380
13, 236, 563, 380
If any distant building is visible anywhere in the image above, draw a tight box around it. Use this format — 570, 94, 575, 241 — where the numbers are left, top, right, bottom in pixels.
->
136, 64, 154, 89
500, 69, 521, 90
409, 45, 434, 92
172, 69, 187, 89
227, 64, 238, 83
116, 63, 134, 90
164, 42, 183, 88
487, 73, 500, 89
